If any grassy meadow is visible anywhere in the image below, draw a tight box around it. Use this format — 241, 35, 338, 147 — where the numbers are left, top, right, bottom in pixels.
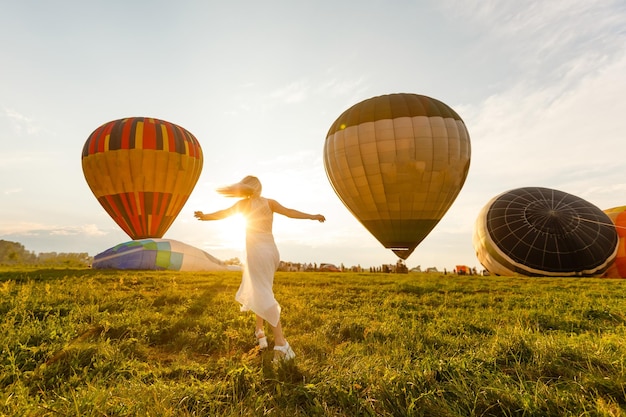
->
0, 268, 625, 416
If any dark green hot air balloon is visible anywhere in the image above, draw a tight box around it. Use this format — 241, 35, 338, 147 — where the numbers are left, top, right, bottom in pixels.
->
323, 93, 471, 259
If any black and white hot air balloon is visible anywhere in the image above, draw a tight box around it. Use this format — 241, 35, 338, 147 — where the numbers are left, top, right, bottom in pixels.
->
473, 187, 618, 277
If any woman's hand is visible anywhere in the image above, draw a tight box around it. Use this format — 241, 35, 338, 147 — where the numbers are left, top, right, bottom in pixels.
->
312, 214, 326, 222
194, 211, 205, 220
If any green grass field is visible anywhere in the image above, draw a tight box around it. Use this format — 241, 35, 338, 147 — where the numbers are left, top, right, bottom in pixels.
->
1, 268, 625, 416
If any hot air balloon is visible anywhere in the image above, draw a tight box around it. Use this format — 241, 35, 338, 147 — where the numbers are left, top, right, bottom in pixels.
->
603, 206, 626, 278
473, 187, 618, 277
323, 93, 471, 259
92, 238, 229, 271
82, 117, 203, 239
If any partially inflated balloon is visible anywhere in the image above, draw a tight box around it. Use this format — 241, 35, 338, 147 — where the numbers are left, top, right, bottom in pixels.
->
473, 187, 618, 277
82, 117, 203, 239
323, 93, 471, 259
92, 239, 228, 271
603, 206, 626, 278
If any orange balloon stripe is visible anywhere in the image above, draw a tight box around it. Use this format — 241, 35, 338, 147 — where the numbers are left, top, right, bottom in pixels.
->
128, 192, 143, 235
83, 117, 203, 157
143, 119, 156, 149
84, 125, 100, 155
153, 193, 170, 235
83, 123, 104, 155
150, 192, 175, 238
135, 192, 148, 237
603, 206, 626, 278
102, 122, 116, 152
123, 193, 142, 236
100, 194, 133, 237
167, 122, 184, 154
143, 192, 155, 232
160, 124, 170, 152
82, 149, 201, 196
120, 118, 131, 150
134, 120, 144, 150
99, 192, 180, 239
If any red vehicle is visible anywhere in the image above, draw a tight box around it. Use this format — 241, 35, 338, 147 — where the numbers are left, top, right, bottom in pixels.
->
456, 265, 471, 275
319, 263, 341, 272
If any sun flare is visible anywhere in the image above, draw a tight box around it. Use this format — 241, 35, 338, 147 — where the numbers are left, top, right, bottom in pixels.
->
215, 213, 247, 250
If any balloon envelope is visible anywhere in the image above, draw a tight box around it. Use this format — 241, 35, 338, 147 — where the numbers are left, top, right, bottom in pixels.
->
602, 206, 626, 278
323, 93, 471, 259
82, 117, 203, 239
92, 239, 228, 271
473, 187, 618, 277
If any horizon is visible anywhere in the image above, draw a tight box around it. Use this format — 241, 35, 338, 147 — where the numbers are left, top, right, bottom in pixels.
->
1, 1, 625, 272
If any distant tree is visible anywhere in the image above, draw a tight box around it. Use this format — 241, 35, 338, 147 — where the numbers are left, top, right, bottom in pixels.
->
0, 240, 91, 267
224, 257, 241, 266
0, 240, 35, 264
38, 252, 91, 267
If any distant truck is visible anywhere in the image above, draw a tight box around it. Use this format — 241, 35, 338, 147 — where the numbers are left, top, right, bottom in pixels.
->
456, 265, 471, 275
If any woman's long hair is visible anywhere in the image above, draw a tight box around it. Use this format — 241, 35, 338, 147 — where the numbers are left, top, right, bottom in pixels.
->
217, 176, 262, 198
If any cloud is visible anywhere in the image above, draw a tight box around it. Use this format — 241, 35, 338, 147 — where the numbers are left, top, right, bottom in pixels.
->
269, 80, 310, 104
49, 224, 108, 237
445, 0, 624, 49
0, 151, 42, 169
442, 0, 626, 87
0, 222, 108, 237
317, 73, 369, 100
4, 107, 31, 123
0, 222, 114, 256
428, 37, 626, 266
466, 50, 626, 188
2, 107, 40, 135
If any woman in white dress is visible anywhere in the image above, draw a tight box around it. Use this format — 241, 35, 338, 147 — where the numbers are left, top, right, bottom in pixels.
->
194, 176, 325, 361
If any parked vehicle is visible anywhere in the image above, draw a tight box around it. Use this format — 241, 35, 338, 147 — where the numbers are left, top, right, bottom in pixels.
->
456, 265, 471, 275
319, 263, 341, 272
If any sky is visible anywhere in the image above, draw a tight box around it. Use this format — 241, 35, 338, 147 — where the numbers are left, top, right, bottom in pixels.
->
1, 0, 625, 272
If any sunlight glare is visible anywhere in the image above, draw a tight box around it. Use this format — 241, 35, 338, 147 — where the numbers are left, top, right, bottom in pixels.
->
214, 213, 246, 250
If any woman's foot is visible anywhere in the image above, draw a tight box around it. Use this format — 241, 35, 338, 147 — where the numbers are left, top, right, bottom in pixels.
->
273, 342, 295, 363
255, 329, 268, 349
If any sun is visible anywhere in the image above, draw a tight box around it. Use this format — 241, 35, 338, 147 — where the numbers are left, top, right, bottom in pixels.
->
215, 213, 247, 250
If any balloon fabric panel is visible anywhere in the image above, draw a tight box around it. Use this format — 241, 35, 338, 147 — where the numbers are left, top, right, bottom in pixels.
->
127, 249, 157, 270
326, 94, 463, 134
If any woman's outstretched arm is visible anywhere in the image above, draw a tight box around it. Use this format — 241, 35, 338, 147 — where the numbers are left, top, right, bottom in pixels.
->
268, 199, 325, 222
194, 202, 239, 221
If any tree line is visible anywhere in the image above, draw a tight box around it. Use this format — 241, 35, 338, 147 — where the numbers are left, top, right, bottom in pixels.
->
0, 240, 91, 267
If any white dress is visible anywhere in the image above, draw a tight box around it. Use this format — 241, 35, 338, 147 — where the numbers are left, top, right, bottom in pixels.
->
235, 197, 281, 327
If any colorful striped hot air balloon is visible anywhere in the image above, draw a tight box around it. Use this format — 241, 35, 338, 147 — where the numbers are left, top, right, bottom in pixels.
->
603, 206, 626, 278
473, 187, 618, 277
323, 93, 471, 259
82, 117, 203, 239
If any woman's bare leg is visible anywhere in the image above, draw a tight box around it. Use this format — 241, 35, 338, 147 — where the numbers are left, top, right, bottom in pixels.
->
270, 320, 295, 361
255, 315, 264, 334
270, 320, 286, 346
255, 315, 268, 349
